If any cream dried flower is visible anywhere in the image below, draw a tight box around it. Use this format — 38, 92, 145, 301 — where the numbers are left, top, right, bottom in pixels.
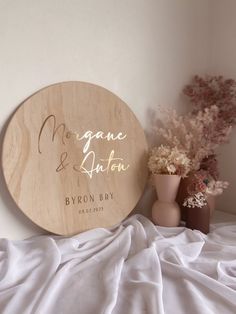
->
206, 180, 229, 196
183, 192, 207, 208
148, 145, 191, 177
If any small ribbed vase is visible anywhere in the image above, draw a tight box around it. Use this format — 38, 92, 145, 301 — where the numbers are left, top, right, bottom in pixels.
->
152, 174, 181, 227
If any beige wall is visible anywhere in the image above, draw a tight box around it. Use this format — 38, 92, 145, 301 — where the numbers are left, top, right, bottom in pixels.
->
208, 0, 236, 214
0, 0, 209, 239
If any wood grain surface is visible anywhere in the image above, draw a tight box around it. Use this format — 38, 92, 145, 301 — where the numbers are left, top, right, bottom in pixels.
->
2, 82, 148, 235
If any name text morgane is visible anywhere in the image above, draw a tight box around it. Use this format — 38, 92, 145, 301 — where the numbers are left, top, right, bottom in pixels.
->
38, 114, 130, 179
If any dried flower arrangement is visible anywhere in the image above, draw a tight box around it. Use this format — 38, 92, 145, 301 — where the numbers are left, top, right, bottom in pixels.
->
158, 105, 230, 172
182, 170, 229, 208
152, 75, 236, 208
183, 75, 236, 207
184, 75, 236, 126
148, 145, 191, 177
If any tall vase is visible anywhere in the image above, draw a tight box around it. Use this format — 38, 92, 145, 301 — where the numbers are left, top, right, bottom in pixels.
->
176, 175, 192, 222
176, 173, 212, 233
152, 174, 181, 227
185, 204, 210, 234
177, 173, 216, 222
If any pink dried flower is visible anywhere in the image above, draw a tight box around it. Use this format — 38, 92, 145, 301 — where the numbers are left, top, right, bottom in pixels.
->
184, 75, 236, 142
200, 155, 219, 180
157, 106, 230, 171
183, 169, 229, 208
184, 75, 236, 125
181, 75, 234, 203
187, 170, 209, 196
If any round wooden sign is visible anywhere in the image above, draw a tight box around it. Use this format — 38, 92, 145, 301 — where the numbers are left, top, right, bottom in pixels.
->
2, 82, 148, 235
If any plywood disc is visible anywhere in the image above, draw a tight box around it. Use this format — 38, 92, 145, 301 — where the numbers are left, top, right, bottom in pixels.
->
2, 82, 148, 235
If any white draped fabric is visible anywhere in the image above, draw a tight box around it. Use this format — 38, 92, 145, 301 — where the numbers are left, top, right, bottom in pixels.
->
0, 215, 236, 314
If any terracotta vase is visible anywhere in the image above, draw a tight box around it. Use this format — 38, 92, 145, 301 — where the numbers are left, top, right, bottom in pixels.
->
152, 174, 181, 227
176, 174, 211, 234
176, 173, 215, 220
185, 204, 210, 234
176, 175, 192, 221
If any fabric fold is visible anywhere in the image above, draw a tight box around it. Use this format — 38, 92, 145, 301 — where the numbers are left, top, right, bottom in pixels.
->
0, 214, 236, 314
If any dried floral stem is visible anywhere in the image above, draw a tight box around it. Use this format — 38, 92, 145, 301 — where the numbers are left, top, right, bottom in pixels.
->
157, 106, 231, 171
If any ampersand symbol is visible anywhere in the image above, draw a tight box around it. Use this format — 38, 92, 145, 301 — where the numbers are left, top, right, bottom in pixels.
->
56, 152, 70, 172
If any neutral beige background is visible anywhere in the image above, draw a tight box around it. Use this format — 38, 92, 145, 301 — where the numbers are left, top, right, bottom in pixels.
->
208, 0, 236, 216
1, 0, 231, 239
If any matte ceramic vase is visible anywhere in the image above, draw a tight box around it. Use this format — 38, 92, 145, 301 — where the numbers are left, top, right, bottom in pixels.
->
185, 204, 210, 234
177, 174, 216, 221
152, 174, 181, 227
176, 175, 191, 222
